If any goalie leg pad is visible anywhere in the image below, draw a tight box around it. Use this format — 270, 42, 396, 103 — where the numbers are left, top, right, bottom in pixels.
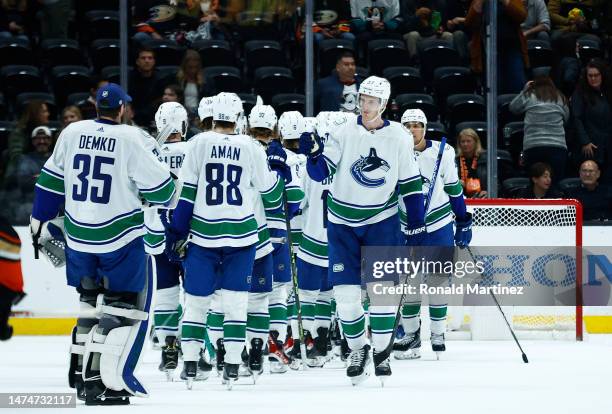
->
82, 256, 155, 397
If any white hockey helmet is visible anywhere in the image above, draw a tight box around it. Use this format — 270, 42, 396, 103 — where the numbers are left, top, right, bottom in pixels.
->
315, 111, 332, 137
248, 105, 277, 131
401, 108, 428, 129
235, 113, 248, 135
197, 96, 214, 121
303, 116, 316, 133
212, 92, 243, 123
278, 111, 306, 140
359, 76, 391, 102
155, 101, 188, 137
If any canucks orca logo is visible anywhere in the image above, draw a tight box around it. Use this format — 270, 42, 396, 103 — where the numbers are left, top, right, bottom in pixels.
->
350, 148, 390, 187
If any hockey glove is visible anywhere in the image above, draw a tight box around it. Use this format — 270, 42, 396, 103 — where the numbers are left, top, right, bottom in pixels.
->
405, 223, 427, 246
160, 211, 188, 263
299, 131, 324, 158
454, 212, 472, 248
30, 216, 66, 267
266, 140, 292, 183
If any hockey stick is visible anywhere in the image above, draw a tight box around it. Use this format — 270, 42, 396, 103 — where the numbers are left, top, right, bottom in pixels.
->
378, 137, 447, 362
464, 246, 529, 363
282, 191, 309, 369
156, 123, 175, 146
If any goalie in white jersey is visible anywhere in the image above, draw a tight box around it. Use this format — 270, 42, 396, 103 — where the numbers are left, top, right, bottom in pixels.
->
396, 109, 473, 360
299, 76, 426, 385
31, 83, 176, 405
164, 93, 290, 389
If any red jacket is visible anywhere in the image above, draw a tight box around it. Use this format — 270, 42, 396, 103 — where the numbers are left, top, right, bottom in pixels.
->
0, 218, 24, 294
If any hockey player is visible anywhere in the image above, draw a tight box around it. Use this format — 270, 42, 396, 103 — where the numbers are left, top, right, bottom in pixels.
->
275, 111, 308, 366
396, 109, 472, 360
31, 83, 176, 405
294, 111, 351, 367
299, 76, 426, 385
145, 102, 196, 381
197, 96, 214, 132
0, 216, 25, 341
164, 93, 290, 389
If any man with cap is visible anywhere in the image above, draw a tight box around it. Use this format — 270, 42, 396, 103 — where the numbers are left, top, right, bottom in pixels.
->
30, 83, 176, 405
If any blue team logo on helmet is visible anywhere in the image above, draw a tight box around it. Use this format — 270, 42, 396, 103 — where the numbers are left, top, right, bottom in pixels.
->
350, 148, 390, 188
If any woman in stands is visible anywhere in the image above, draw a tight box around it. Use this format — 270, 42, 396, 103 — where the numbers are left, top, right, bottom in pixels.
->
510, 69, 569, 186
456, 128, 487, 198
6, 100, 50, 170
176, 50, 205, 117
518, 162, 561, 199
570, 58, 612, 178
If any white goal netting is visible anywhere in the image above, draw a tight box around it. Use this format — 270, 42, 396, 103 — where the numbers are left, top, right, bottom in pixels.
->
444, 199, 582, 340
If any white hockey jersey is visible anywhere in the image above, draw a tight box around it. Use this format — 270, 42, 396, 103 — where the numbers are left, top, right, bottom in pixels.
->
35, 120, 175, 253
144, 140, 190, 254
322, 117, 422, 227
265, 149, 305, 240
251, 141, 274, 260
178, 131, 284, 248
399, 140, 464, 233
297, 172, 333, 268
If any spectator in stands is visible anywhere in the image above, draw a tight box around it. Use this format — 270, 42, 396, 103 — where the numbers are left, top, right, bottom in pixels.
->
61, 105, 82, 129
162, 84, 185, 104
456, 128, 488, 198
444, 0, 471, 63
306, 0, 355, 48
80, 77, 110, 120
37, 0, 70, 39
350, 0, 403, 53
566, 160, 612, 220
315, 50, 361, 113
3, 126, 53, 224
466, 0, 529, 94
548, 0, 602, 58
570, 59, 612, 171
0, 0, 29, 41
521, 0, 550, 41
176, 50, 204, 116
129, 47, 163, 128
519, 162, 561, 198
510, 70, 569, 185
7, 100, 50, 170
401, 0, 454, 62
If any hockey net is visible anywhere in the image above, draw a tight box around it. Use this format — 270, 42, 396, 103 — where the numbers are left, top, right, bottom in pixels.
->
446, 199, 583, 341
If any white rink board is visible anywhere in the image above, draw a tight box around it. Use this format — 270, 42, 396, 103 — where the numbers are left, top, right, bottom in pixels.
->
12, 226, 612, 316
1, 336, 611, 414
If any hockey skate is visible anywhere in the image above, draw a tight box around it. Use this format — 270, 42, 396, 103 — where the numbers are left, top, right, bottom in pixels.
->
222, 363, 239, 390
196, 349, 213, 381
347, 344, 371, 386
393, 327, 421, 360
373, 350, 392, 387
431, 333, 446, 360
239, 347, 251, 377
181, 361, 197, 389
268, 330, 290, 374
306, 327, 329, 368
215, 338, 226, 376
158, 336, 179, 381
248, 338, 264, 383
84, 377, 130, 406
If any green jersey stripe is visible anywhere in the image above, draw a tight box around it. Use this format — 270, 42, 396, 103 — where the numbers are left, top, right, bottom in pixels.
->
36, 170, 65, 194
65, 210, 144, 242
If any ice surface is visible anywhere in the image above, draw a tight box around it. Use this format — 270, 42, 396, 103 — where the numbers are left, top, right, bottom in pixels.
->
1, 336, 611, 414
